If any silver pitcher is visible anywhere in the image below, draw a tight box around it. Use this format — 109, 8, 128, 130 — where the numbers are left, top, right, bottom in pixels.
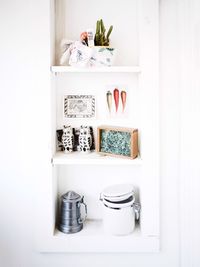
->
58, 191, 87, 234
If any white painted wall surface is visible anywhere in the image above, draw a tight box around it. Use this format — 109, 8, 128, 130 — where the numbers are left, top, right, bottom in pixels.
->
179, 1, 200, 266
0, 0, 199, 267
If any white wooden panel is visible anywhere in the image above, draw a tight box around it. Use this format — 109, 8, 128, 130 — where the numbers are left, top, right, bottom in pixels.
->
179, 0, 200, 266
51, 66, 141, 73
138, 0, 159, 237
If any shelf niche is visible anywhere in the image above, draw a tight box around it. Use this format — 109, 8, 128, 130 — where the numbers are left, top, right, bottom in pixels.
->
35, 0, 160, 254
54, 0, 139, 66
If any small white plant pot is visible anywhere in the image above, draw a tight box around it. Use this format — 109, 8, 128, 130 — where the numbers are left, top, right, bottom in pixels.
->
90, 47, 116, 67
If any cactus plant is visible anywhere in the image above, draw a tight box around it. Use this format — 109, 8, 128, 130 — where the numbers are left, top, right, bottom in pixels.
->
94, 19, 113, 46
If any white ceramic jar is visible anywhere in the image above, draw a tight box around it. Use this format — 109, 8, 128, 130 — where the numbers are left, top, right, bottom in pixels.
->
100, 184, 140, 236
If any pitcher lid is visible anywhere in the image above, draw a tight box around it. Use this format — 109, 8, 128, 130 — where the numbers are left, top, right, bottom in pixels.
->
62, 191, 82, 202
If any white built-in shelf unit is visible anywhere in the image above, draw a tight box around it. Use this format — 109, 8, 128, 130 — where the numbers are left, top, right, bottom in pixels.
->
36, 0, 160, 253
51, 66, 141, 73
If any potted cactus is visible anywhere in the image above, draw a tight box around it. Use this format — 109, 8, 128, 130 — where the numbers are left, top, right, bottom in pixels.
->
94, 19, 113, 46
91, 19, 116, 67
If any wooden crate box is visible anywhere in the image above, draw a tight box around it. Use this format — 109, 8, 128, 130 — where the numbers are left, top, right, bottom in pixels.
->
97, 126, 138, 159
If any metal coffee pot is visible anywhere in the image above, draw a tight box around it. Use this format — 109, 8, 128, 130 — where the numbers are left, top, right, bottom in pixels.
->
58, 191, 87, 234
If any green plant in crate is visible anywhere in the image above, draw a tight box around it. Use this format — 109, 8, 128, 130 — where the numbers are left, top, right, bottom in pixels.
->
94, 19, 113, 46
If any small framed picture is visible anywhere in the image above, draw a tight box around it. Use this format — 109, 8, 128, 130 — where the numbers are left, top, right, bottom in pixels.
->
64, 95, 95, 118
97, 125, 138, 159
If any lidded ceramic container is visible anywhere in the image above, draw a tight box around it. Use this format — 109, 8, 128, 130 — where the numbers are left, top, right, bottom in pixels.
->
58, 191, 87, 234
100, 184, 140, 235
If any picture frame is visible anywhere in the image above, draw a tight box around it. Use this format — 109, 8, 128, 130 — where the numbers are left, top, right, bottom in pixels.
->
64, 95, 95, 118
97, 126, 138, 159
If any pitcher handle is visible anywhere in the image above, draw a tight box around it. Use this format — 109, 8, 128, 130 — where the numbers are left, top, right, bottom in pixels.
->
78, 199, 87, 224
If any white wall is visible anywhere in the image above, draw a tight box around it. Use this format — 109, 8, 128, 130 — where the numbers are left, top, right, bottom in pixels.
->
179, 1, 200, 266
0, 0, 199, 267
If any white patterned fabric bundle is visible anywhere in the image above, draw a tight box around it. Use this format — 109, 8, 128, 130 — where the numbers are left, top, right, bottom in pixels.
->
60, 40, 116, 67
60, 40, 92, 67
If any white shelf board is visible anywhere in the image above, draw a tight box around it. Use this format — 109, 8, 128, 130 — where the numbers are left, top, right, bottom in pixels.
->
51, 66, 141, 73
38, 220, 159, 253
52, 151, 142, 165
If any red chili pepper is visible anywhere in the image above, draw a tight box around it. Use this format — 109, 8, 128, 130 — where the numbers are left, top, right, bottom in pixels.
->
114, 88, 119, 112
